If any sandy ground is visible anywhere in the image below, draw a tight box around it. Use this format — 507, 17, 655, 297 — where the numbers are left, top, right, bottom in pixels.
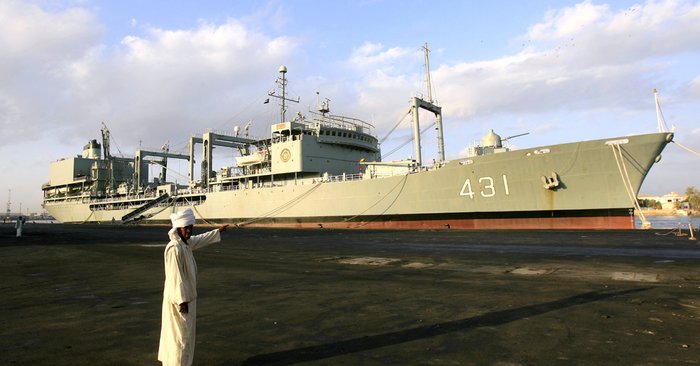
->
1, 223, 700, 365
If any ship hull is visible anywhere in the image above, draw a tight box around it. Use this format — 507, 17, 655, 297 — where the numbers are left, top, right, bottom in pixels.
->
43, 132, 672, 230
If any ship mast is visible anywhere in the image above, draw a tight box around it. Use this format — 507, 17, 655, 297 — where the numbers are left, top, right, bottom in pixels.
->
423, 42, 434, 104
269, 66, 299, 123
411, 43, 445, 166
160, 142, 169, 183
100, 122, 114, 195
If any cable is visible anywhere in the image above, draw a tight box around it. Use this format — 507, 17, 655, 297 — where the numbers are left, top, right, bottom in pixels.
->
383, 121, 436, 160
110, 133, 125, 158
379, 109, 411, 144
148, 160, 190, 181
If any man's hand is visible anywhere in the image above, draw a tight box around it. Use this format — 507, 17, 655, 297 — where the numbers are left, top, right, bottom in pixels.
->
179, 302, 189, 314
218, 224, 230, 232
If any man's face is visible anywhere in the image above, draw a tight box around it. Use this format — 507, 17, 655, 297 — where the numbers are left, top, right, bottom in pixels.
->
177, 225, 193, 242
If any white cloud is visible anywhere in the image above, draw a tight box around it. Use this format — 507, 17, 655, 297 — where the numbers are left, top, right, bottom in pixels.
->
0, 1, 100, 63
688, 75, 700, 98
525, 0, 700, 64
100, 20, 300, 144
0, 1, 102, 142
423, 0, 700, 121
0, 3, 301, 149
527, 1, 609, 41
349, 42, 414, 70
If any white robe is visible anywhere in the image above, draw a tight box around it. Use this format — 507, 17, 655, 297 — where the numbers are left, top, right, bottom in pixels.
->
158, 228, 221, 366
15, 219, 24, 238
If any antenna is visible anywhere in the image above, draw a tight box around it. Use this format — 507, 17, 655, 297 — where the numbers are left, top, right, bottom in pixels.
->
269, 66, 300, 123
279, 66, 288, 123
243, 120, 252, 137
316, 91, 330, 115
423, 42, 434, 104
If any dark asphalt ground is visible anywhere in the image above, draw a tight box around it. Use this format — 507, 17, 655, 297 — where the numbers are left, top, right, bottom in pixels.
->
1, 223, 700, 365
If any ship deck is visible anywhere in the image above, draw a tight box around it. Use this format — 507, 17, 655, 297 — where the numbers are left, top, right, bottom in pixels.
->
2, 224, 699, 365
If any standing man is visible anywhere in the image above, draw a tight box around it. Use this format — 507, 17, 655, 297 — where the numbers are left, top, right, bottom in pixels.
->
158, 208, 229, 366
15, 215, 25, 238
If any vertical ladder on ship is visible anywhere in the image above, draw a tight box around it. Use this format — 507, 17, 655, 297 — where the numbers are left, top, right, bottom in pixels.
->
121, 193, 171, 224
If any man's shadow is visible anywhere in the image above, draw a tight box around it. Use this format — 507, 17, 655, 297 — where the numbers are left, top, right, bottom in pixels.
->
237, 287, 649, 366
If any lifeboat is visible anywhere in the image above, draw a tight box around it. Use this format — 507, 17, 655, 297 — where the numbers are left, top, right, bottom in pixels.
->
235, 151, 265, 166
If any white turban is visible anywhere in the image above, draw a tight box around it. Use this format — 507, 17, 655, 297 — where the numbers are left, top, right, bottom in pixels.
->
170, 208, 195, 228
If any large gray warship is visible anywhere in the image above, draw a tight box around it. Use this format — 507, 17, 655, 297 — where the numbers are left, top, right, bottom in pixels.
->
42, 61, 673, 229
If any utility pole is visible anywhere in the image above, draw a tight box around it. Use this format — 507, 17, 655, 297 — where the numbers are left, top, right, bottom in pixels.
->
5, 189, 10, 221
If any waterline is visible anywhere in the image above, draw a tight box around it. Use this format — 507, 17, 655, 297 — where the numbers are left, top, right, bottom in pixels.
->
636, 215, 700, 229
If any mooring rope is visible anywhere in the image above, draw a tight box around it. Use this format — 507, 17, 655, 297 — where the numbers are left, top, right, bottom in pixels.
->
673, 140, 700, 157
235, 182, 325, 227
80, 209, 95, 224
610, 144, 649, 228
191, 204, 218, 226
343, 173, 411, 228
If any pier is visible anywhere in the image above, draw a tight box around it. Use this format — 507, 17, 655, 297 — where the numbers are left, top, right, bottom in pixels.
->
2, 224, 699, 365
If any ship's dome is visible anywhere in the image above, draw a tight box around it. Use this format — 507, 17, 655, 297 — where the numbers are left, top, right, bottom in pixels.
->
481, 129, 502, 148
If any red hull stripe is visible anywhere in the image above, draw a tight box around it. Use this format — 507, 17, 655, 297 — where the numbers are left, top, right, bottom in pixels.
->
243, 216, 635, 230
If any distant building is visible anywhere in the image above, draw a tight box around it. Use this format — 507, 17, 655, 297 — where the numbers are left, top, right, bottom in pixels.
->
638, 192, 687, 210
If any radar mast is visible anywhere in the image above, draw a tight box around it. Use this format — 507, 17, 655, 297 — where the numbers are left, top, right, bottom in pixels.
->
269, 66, 300, 123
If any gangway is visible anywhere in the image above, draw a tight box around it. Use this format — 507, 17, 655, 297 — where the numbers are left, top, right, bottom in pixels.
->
121, 193, 171, 224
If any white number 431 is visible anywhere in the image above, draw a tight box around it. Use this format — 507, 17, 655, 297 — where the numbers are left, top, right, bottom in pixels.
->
460, 175, 510, 198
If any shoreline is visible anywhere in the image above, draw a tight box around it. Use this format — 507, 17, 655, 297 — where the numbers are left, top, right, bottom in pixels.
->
640, 209, 696, 217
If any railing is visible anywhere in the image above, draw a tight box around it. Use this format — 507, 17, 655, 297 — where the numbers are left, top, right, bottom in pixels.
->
45, 164, 426, 207
204, 128, 262, 141
309, 111, 376, 136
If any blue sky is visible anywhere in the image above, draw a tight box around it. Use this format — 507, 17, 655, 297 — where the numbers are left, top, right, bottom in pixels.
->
1, 0, 699, 214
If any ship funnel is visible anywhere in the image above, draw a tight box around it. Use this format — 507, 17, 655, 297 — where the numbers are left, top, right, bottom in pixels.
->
82, 139, 102, 159
481, 129, 502, 148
